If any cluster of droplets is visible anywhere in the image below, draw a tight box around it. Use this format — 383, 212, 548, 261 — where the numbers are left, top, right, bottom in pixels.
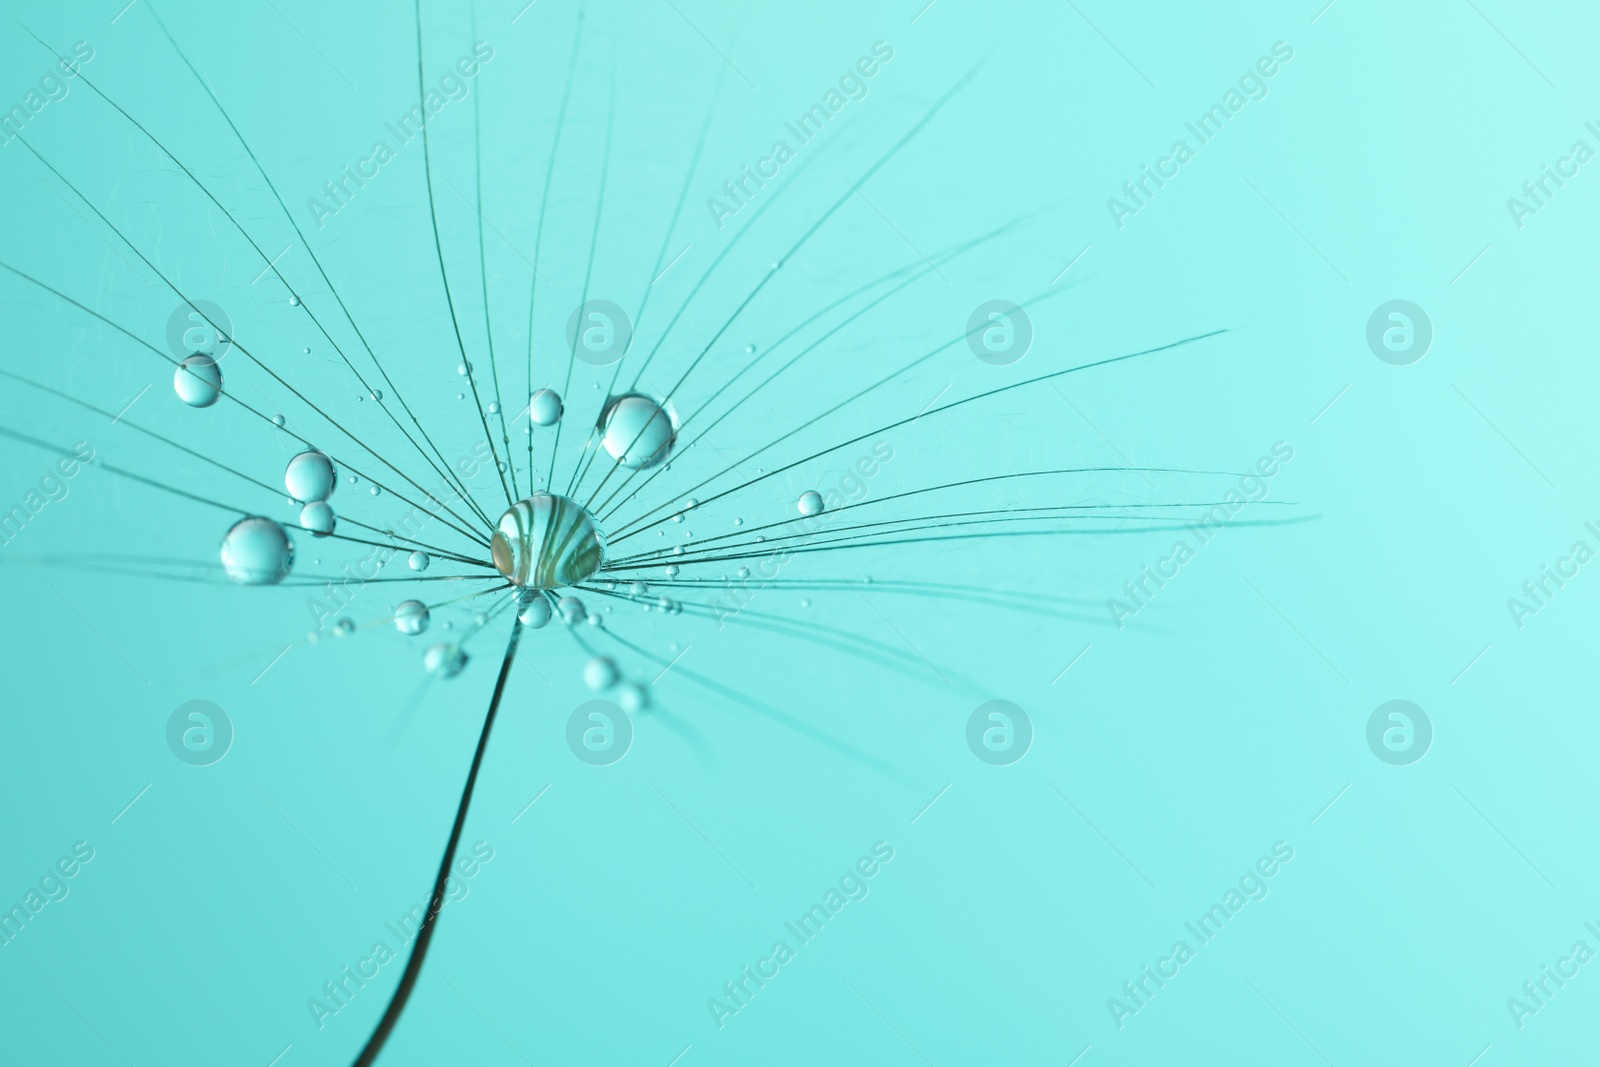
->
285, 450, 337, 537
215, 374, 692, 695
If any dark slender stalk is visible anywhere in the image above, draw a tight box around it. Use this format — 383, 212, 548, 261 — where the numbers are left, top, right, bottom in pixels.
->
352, 617, 525, 1066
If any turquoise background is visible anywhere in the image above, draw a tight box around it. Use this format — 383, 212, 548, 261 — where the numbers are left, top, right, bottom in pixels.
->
1, 0, 1596, 1064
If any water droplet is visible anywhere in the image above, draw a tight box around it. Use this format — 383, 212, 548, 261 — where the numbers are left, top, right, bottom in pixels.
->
798, 490, 823, 517
299, 500, 335, 537
733, 518, 743, 527
665, 564, 679, 577
487, 400, 501, 415
558, 596, 586, 624
686, 498, 699, 509
618, 682, 648, 713
423, 643, 467, 677
584, 656, 619, 690
800, 598, 812, 608
302, 347, 311, 355
456, 393, 465, 400
491, 494, 605, 588
585, 614, 602, 628
517, 596, 552, 628
737, 567, 750, 579
355, 394, 364, 402
598, 393, 677, 469
394, 600, 430, 635
284, 450, 336, 502
219, 517, 294, 585
672, 513, 683, 523
672, 546, 683, 556
334, 617, 354, 636
457, 362, 471, 376
272, 414, 286, 428
630, 582, 649, 596
528, 388, 563, 427
288, 294, 300, 307
369, 485, 381, 497
409, 551, 430, 572
173, 355, 222, 407
371, 390, 383, 401
744, 343, 756, 354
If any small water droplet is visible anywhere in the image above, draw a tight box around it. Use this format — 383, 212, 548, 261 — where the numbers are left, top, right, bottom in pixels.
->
518, 595, 553, 628
334, 617, 354, 636
299, 500, 335, 537
173, 355, 222, 407
272, 414, 286, 428
487, 400, 501, 415
409, 551, 430, 572
394, 599, 430, 635
665, 564, 679, 577
370, 485, 381, 496
457, 362, 471, 376
598, 393, 677, 469
798, 490, 823, 517
288, 294, 300, 307
285, 450, 336, 502
558, 596, 586, 624
219, 517, 294, 585
744, 344, 756, 355
584, 656, 619, 690
423, 643, 467, 677
618, 682, 648, 713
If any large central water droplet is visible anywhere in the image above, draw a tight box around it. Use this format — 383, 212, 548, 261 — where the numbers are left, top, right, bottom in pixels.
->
490, 493, 605, 588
